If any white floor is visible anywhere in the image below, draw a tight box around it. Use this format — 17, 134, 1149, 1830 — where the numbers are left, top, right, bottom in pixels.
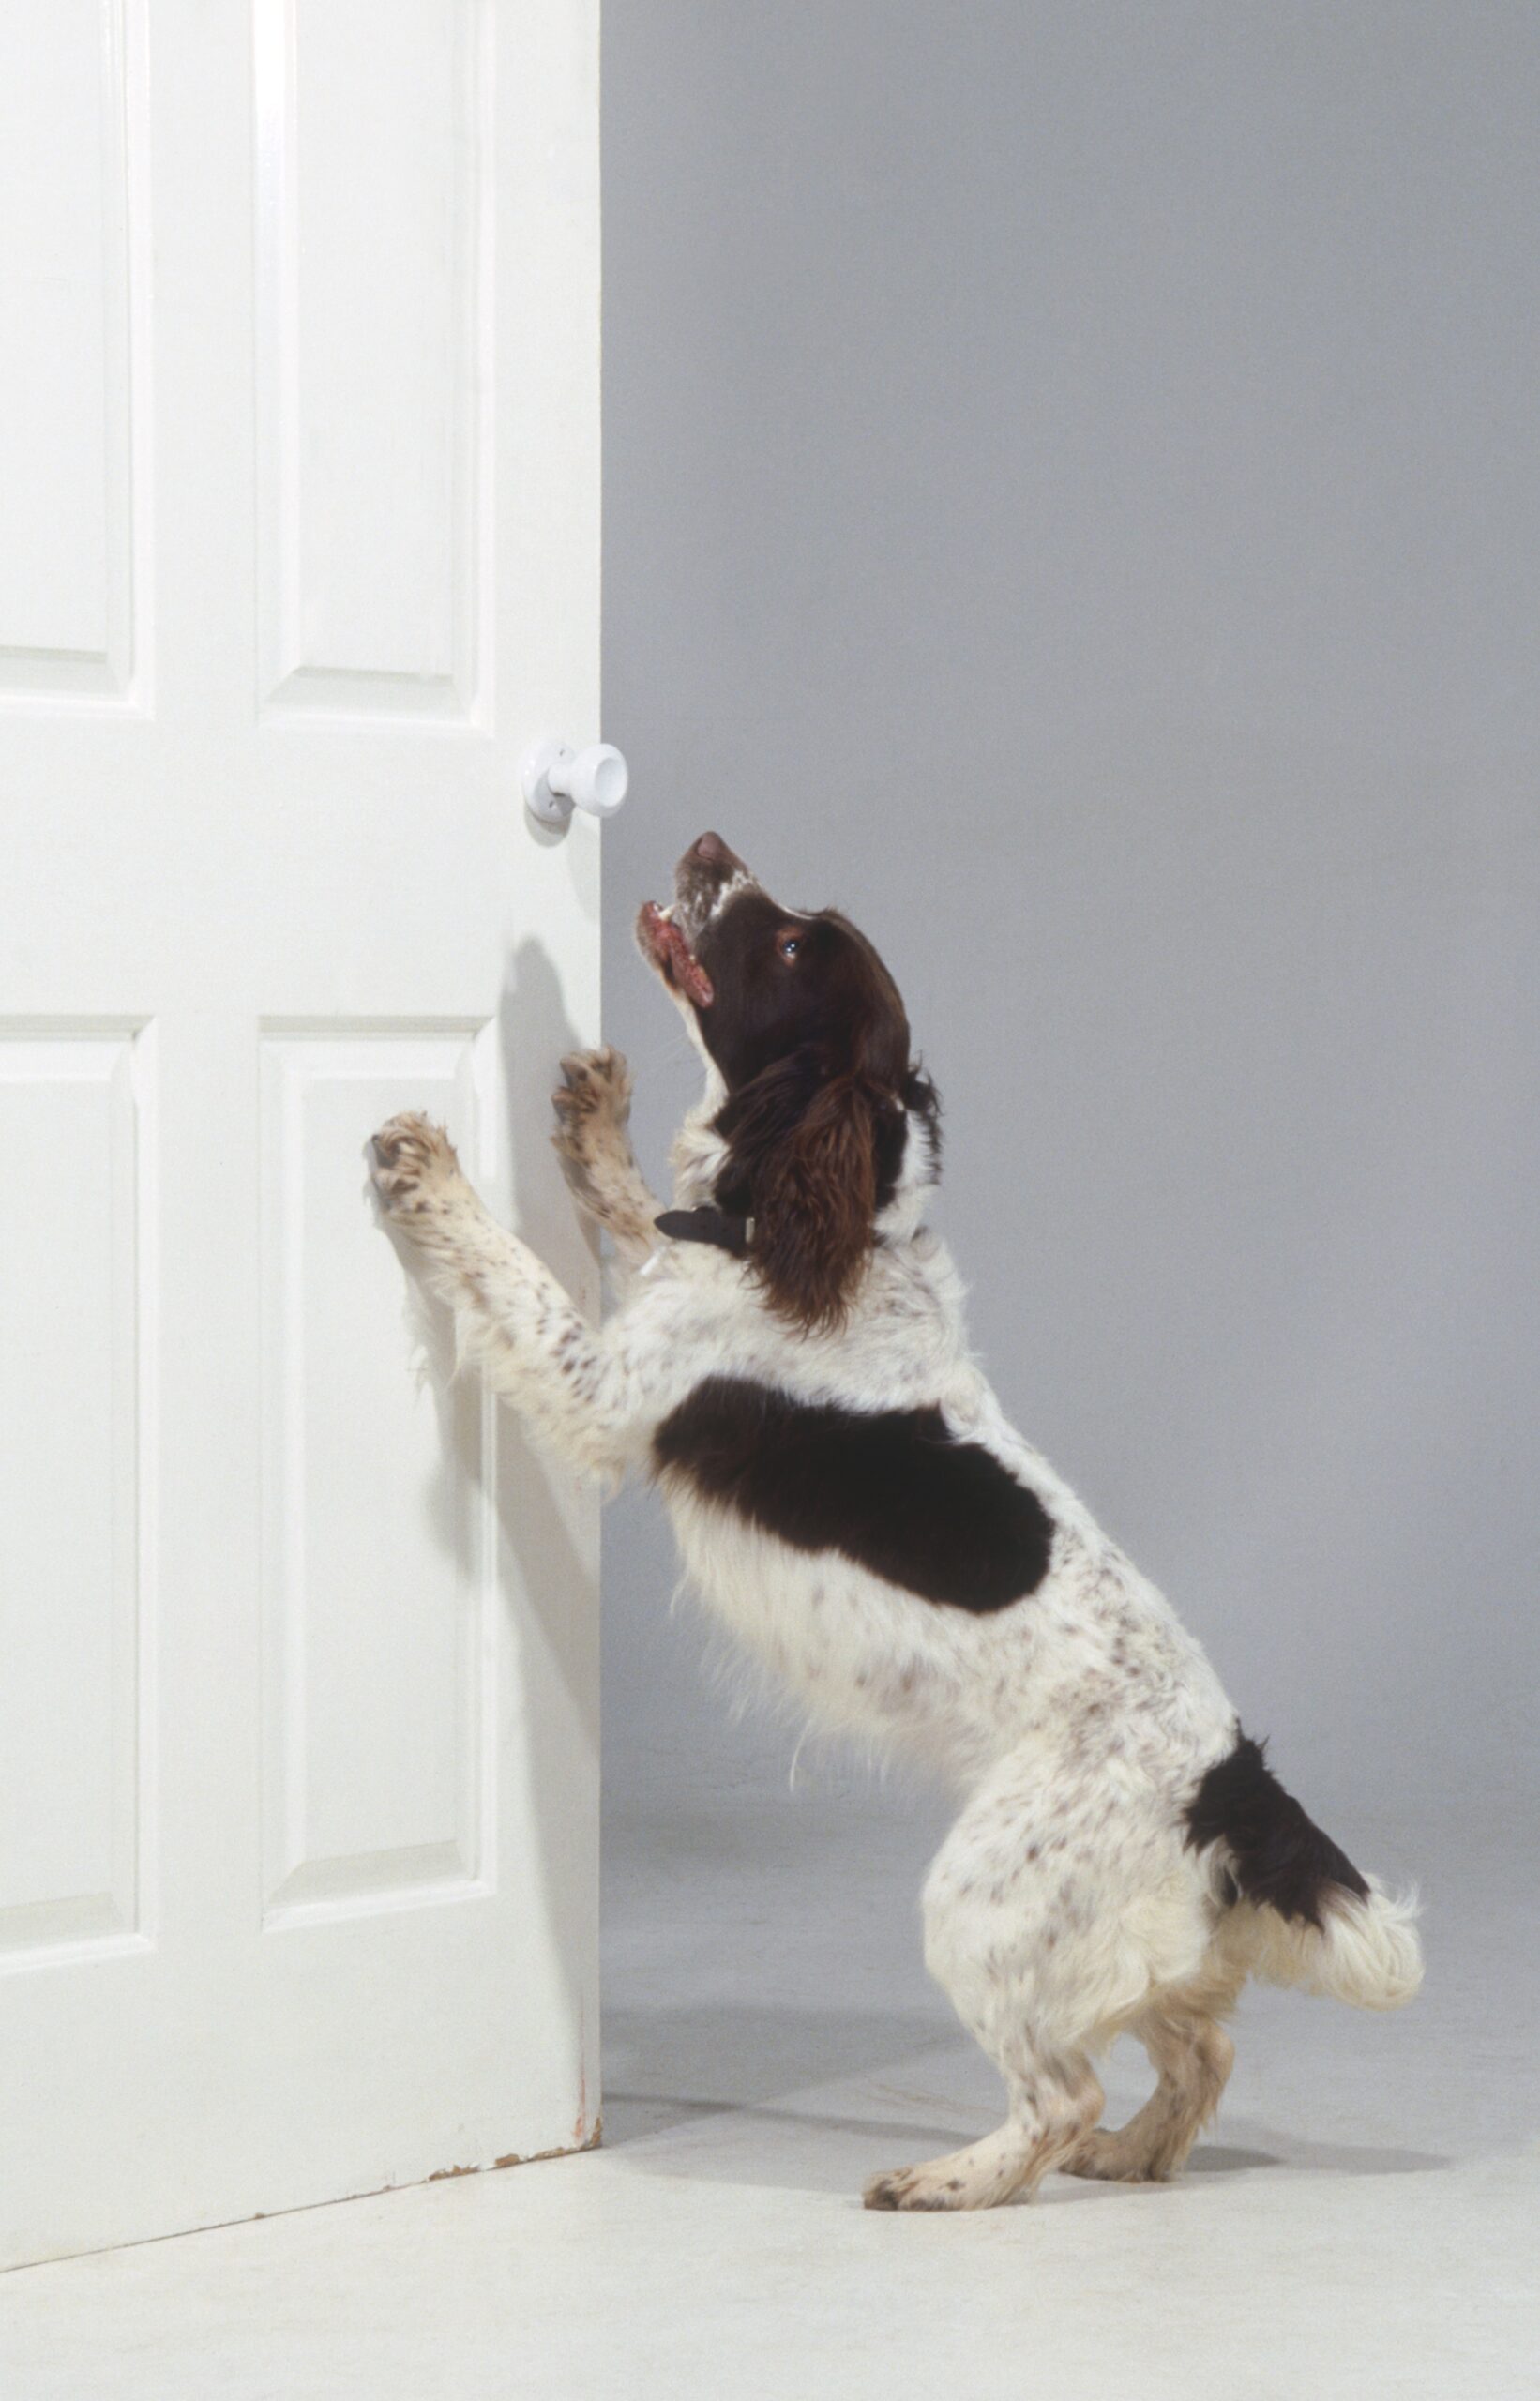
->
2, 1791, 1534, 2400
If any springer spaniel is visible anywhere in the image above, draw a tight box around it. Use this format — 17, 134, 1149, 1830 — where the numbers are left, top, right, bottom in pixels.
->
371, 830, 1421, 2213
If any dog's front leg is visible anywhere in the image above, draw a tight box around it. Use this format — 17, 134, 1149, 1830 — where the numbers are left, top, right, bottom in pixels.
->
371, 1111, 635, 1478
550, 1046, 662, 1276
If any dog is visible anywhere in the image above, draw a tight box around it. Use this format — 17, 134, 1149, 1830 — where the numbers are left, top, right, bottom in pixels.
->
371, 829, 1422, 2212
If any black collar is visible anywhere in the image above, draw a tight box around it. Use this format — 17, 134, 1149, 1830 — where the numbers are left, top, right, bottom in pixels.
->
654, 1206, 754, 1258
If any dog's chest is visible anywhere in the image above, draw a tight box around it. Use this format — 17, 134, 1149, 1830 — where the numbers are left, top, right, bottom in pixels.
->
658, 1472, 989, 1744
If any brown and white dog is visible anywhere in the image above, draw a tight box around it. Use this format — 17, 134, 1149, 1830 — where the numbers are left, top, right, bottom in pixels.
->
372, 831, 1421, 2212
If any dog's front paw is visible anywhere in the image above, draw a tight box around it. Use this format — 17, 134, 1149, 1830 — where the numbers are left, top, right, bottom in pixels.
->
370, 1112, 464, 1219
551, 1047, 632, 1145
551, 1049, 641, 1222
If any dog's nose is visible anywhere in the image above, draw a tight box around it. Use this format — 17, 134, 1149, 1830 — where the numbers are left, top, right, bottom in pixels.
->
678, 829, 748, 893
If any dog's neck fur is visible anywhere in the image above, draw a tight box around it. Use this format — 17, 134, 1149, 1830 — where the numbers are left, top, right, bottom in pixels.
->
668, 1054, 938, 1261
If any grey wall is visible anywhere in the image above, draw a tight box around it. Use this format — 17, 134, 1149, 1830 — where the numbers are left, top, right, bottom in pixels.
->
599, 3, 1540, 1834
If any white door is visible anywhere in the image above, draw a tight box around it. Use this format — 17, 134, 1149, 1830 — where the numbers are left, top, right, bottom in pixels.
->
0, 0, 601, 2270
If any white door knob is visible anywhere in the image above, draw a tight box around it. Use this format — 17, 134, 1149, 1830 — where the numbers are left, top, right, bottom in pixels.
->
522, 736, 629, 829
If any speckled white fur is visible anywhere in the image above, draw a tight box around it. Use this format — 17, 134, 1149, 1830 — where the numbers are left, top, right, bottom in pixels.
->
371, 1004, 1422, 2213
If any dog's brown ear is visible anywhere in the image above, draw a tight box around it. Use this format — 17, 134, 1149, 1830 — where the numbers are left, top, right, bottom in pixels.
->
748, 1071, 881, 1331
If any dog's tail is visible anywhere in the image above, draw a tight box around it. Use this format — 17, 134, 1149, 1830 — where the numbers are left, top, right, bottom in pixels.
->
1186, 1732, 1423, 2010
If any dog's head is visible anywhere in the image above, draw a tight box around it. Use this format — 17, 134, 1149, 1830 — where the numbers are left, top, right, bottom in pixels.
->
638, 833, 940, 1330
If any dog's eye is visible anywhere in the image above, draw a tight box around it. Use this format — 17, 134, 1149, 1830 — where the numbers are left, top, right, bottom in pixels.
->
776, 929, 803, 961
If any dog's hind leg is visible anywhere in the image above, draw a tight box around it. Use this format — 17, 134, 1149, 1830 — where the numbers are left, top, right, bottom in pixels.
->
864, 1752, 1199, 2212
1064, 1963, 1243, 2184
864, 2037, 1104, 2213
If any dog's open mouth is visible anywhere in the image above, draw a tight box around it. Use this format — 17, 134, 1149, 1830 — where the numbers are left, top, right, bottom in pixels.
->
638, 900, 716, 1007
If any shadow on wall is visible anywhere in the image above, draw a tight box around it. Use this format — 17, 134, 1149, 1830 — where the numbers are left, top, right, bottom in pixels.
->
370, 933, 603, 2152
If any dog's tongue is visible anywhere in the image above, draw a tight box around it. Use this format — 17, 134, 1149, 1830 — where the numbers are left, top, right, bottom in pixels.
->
643, 903, 715, 1006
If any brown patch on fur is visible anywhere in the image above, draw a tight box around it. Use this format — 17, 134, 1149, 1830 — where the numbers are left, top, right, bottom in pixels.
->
751, 1069, 883, 1330
663, 862, 922, 1333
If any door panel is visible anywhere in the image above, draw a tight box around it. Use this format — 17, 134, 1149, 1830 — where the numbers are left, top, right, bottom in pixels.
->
254, 0, 492, 718
0, 0, 600, 2269
258, 1025, 495, 1926
0, 0, 149, 702
0, 1030, 149, 1966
